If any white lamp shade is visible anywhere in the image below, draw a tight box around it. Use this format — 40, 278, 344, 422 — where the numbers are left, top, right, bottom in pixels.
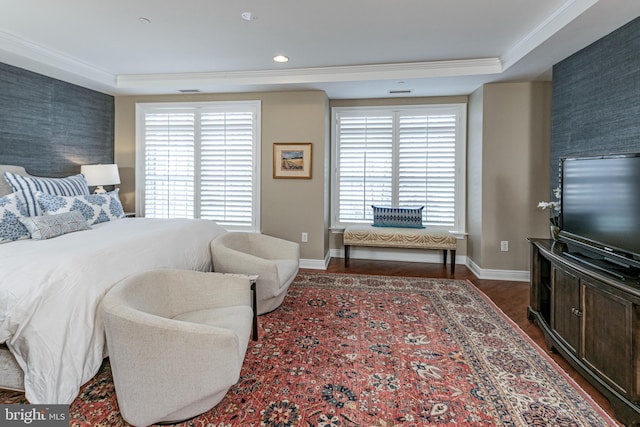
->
81, 164, 121, 186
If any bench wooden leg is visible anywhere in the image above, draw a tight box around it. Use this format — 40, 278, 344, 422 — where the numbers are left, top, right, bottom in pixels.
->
344, 245, 350, 267
442, 249, 447, 266
450, 250, 456, 275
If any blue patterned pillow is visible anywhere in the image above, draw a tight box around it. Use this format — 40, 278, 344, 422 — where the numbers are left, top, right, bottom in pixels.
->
19, 210, 91, 240
0, 192, 30, 243
36, 189, 125, 225
372, 205, 425, 228
3, 172, 90, 216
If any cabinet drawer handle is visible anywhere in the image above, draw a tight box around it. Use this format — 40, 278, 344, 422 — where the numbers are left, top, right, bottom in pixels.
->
571, 307, 583, 317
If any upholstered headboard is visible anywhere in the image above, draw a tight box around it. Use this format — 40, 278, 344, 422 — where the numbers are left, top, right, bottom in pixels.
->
0, 165, 29, 196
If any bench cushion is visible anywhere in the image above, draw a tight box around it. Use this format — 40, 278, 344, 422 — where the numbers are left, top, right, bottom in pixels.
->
344, 225, 456, 250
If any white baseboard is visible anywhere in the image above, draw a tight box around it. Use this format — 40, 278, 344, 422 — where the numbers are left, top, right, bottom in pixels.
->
300, 252, 330, 270
324, 248, 530, 282
465, 258, 530, 282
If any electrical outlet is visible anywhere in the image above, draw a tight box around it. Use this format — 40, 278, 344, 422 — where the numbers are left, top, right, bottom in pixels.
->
501, 241, 509, 252
301, 232, 308, 242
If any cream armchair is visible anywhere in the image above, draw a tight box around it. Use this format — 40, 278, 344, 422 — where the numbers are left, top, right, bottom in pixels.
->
210, 232, 300, 315
101, 269, 255, 426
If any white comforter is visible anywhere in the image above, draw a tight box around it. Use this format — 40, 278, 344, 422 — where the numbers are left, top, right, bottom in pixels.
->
0, 218, 226, 404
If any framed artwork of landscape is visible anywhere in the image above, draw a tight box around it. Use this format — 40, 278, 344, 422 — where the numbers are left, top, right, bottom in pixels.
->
273, 143, 312, 179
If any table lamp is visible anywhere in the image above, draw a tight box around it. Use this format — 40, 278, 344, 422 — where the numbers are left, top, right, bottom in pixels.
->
81, 164, 121, 194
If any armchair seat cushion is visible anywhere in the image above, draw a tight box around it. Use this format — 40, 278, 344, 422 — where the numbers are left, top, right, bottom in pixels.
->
173, 306, 253, 358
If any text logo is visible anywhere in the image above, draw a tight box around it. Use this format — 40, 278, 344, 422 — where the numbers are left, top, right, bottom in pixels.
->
1, 405, 69, 426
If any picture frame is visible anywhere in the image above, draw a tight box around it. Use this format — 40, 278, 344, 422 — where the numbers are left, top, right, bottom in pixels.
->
273, 143, 312, 179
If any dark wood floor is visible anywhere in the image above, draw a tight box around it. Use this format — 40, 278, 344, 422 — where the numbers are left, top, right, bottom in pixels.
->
303, 258, 618, 423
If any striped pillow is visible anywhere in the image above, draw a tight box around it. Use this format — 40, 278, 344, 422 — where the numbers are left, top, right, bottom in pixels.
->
3, 172, 89, 216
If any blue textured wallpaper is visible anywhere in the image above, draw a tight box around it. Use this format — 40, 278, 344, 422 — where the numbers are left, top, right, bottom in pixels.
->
0, 62, 114, 177
551, 16, 640, 190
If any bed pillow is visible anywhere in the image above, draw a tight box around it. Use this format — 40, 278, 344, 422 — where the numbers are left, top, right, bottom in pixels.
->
19, 210, 91, 240
3, 172, 90, 216
37, 189, 126, 225
0, 192, 31, 243
372, 205, 425, 228
0, 165, 28, 197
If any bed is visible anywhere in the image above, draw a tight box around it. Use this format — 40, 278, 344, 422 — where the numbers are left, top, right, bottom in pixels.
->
0, 166, 227, 404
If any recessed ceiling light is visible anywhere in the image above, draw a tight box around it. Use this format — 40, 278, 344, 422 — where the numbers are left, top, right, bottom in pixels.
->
273, 55, 289, 63
241, 12, 257, 21
139, 17, 151, 24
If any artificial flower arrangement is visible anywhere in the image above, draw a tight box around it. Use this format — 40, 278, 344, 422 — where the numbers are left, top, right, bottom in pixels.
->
538, 187, 561, 227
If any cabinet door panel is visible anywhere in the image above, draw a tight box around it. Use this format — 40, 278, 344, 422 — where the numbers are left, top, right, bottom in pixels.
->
551, 267, 581, 353
582, 282, 633, 398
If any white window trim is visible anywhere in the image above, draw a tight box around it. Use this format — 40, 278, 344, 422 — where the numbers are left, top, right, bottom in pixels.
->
135, 100, 261, 231
331, 104, 466, 234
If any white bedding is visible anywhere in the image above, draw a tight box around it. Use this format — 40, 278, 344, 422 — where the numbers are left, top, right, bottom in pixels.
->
0, 218, 226, 404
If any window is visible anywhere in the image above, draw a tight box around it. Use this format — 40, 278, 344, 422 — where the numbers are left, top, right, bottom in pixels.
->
136, 101, 261, 231
332, 104, 466, 232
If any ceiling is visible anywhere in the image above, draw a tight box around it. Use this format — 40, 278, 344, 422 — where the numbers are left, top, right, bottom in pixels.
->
0, 0, 638, 99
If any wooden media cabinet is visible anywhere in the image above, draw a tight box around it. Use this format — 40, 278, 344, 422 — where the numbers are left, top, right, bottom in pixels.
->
528, 238, 640, 426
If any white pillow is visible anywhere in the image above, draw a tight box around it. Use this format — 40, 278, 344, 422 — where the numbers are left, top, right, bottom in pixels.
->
19, 210, 91, 240
36, 189, 125, 225
3, 172, 90, 216
0, 192, 30, 244
0, 165, 28, 197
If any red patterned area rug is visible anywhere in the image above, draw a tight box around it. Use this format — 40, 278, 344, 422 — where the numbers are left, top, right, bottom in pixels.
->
1, 272, 617, 426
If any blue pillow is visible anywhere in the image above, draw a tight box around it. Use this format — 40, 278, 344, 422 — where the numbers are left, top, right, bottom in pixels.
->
372, 205, 425, 228
0, 192, 30, 243
37, 189, 125, 225
3, 172, 90, 216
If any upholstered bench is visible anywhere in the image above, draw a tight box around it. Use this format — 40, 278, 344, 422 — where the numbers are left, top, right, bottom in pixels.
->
343, 225, 457, 273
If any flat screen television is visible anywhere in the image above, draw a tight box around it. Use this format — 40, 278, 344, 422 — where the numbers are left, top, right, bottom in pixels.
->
560, 153, 640, 274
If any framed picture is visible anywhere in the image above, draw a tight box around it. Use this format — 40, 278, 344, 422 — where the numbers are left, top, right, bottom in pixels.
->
273, 143, 312, 179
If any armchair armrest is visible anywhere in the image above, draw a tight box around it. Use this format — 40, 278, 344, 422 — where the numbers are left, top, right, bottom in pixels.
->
212, 245, 279, 276
250, 234, 300, 261
106, 270, 253, 318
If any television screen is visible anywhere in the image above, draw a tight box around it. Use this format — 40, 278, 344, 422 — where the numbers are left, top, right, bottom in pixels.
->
561, 154, 640, 260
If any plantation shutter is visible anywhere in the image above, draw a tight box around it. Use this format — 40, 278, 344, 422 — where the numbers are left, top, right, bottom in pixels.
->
334, 105, 464, 230
138, 101, 260, 231
143, 112, 195, 219
337, 114, 394, 222
398, 114, 456, 227
200, 110, 255, 228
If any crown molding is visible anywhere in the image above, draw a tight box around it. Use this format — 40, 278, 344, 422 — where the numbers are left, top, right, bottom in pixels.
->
0, 25, 502, 94
0, 0, 602, 95
116, 58, 503, 91
501, 0, 599, 70
0, 29, 115, 89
